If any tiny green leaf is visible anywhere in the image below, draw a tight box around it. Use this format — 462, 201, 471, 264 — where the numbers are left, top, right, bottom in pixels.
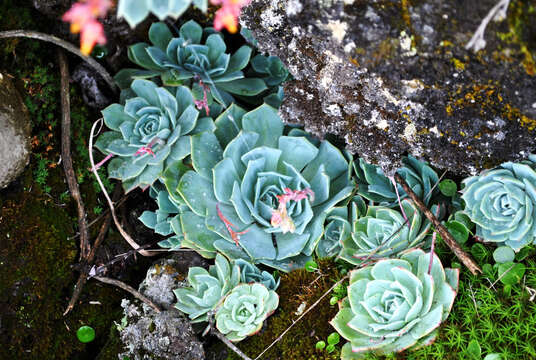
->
471, 243, 489, 263
330, 296, 339, 306
77, 325, 96, 343
515, 246, 533, 261
326, 344, 336, 353
445, 220, 469, 244
497, 262, 525, 285
439, 179, 457, 196
305, 260, 318, 272
315, 340, 326, 350
484, 353, 502, 360
466, 339, 481, 359
327, 332, 340, 345
493, 246, 515, 264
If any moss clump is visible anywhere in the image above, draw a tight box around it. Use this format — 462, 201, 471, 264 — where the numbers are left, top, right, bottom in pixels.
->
226, 259, 343, 360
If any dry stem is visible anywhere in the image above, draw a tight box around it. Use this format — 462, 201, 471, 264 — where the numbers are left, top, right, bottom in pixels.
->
94, 276, 161, 313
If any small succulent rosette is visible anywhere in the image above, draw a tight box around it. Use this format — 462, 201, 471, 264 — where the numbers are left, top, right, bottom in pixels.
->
462, 154, 536, 251
172, 103, 354, 271
174, 254, 240, 323
114, 21, 268, 107
117, 0, 208, 28
215, 283, 279, 342
354, 156, 439, 207
339, 199, 434, 266
95, 79, 215, 192
331, 249, 459, 359
234, 258, 280, 291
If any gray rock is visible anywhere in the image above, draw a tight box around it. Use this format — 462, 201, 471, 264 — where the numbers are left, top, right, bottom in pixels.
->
241, 0, 536, 175
72, 63, 112, 109
0, 73, 31, 188
138, 258, 188, 308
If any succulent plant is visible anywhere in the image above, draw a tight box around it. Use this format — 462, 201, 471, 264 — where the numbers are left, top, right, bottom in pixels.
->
215, 283, 279, 342
172, 103, 354, 271
462, 154, 536, 251
234, 258, 280, 291
339, 199, 435, 266
95, 79, 214, 192
331, 248, 459, 359
250, 54, 290, 87
354, 156, 439, 207
315, 196, 366, 259
117, 0, 207, 28
174, 253, 240, 322
138, 183, 186, 249
114, 21, 268, 107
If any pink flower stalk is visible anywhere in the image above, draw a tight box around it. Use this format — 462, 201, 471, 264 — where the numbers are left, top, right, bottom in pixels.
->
134, 146, 156, 158
194, 80, 211, 116
62, 0, 111, 55
270, 188, 315, 234
216, 203, 249, 246
210, 0, 251, 33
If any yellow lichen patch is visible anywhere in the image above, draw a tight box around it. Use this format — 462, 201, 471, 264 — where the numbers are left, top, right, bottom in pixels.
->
451, 58, 466, 71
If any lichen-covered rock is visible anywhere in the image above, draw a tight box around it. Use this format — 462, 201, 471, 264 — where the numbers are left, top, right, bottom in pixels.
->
0, 72, 31, 188
241, 0, 536, 175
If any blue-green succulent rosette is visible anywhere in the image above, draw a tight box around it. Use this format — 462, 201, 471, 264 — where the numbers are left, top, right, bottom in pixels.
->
170, 104, 354, 271
114, 21, 268, 107
95, 79, 214, 192
462, 154, 536, 251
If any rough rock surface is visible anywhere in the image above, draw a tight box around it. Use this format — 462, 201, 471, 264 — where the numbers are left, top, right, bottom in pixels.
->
241, 0, 536, 175
116, 254, 208, 360
0, 73, 31, 188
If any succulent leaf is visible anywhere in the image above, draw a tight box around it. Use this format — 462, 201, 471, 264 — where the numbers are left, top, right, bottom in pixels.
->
117, 0, 206, 28
331, 249, 459, 359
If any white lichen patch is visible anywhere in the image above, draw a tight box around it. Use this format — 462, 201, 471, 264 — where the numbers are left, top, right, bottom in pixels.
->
344, 41, 356, 53
429, 126, 440, 137
317, 19, 348, 43
325, 103, 342, 117
399, 31, 417, 56
260, 3, 284, 31
401, 123, 417, 143
286, 0, 303, 16
401, 79, 425, 95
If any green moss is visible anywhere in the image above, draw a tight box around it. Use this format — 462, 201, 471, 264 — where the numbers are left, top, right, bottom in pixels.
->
226, 259, 343, 360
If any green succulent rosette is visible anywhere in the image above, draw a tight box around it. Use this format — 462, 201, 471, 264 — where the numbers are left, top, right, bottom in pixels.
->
171, 103, 354, 271
331, 249, 459, 359
462, 154, 536, 251
215, 283, 279, 342
95, 79, 214, 192
115, 21, 268, 107
174, 254, 240, 323
315, 196, 367, 259
339, 199, 434, 266
234, 258, 280, 291
354, 156, 439, 207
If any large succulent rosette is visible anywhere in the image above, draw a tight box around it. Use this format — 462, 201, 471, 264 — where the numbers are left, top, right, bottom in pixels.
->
171, 104, 354, 271
339, 199, 434, 266
331, 249, 459, 359
95, 79, 214, 192
354, 156, 439, 207
215, 283, 279, 342
462, 154, 536, 251
114, 21, 267, 107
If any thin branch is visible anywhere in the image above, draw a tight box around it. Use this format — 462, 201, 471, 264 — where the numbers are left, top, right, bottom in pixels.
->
0, 30, 118, 93
207, 312, 253, 360
58, 49, 91, 260
254, 274, 350, 360
94, 276, 161, 313
465, 0, 511, 52
88, 119, 158, 257
488, 262, 515, 289
394, 173, 482, 275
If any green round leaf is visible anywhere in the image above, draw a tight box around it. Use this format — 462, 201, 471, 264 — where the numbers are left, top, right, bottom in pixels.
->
305, 260, 318, 272
497, 262, 526, 285
330, 296, 339, 306
471, 243, 489, 263
315, 340, 326, 350
493, 246, 515, 264
454, 211, 475, 231
439, 179, 457, 197
326, 344, 336, 353
77, 325, 96, 343
446, 220, 469, 244
327, 332, 340, 345
466, 339, 481, 359
482, 263, 494, 278
515, 246, 534, 261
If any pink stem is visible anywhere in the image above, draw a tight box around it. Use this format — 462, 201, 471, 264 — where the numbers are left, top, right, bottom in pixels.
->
90, 153, 114, 171
428, 205, 441, 275
390, 176, 410, 229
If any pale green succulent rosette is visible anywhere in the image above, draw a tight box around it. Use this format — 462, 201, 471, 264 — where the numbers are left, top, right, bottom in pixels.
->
173, 103, 354, 271
354, 156, 439, 207
115, 21, 267, 107
462, 155, 536, 251
339, 199, 434, 266
331, 249, 459, 359
234, 258, 280, 291
316, 196, 367, 258
95, 79, 215, 192
216, 283, 279, 342
174, 254, 240, 323
117, 0, 208, 28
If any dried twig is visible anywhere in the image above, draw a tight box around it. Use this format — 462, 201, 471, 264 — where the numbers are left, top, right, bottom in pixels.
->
58, 49, 91, 260
88, 119, 158, 257
394, 173, 482, 275
488, 262, 515, 289
465, 0, 511, 52
94, 276, 161, 313
0, 30, 117, 92
207, 312, 253, 360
